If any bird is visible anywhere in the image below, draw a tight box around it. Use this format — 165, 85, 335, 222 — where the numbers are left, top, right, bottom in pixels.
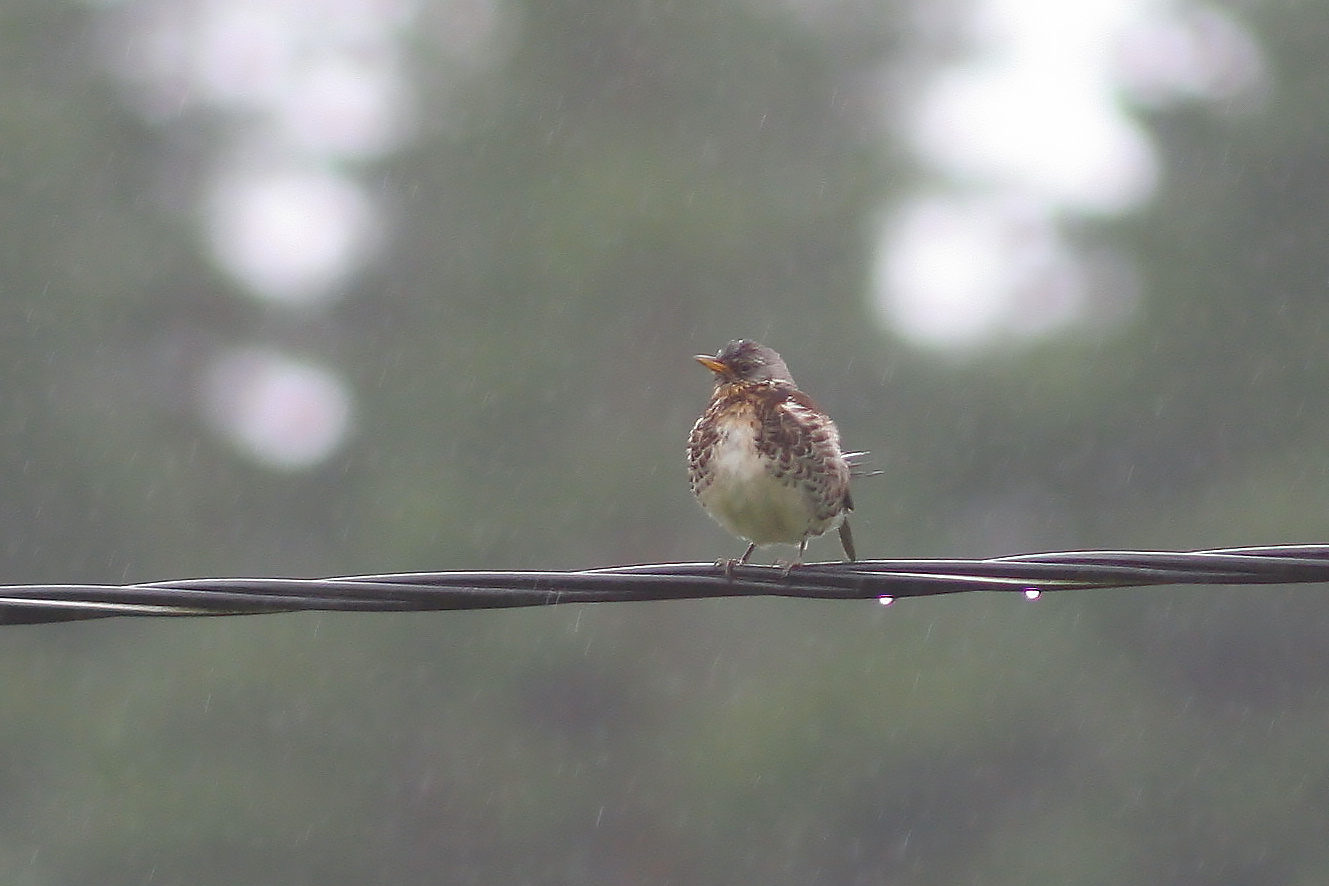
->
687, 339, 857, 570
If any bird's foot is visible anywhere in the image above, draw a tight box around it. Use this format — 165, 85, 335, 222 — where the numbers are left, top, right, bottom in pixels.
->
713, 543, 759, 580
714, 558, 741, 580
774, 558, 804, 579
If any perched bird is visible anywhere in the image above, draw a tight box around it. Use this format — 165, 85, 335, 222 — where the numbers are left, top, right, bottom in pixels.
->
687, 340, 857, 569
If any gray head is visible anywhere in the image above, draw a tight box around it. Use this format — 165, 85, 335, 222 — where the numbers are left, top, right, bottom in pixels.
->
695, 339, 796, 386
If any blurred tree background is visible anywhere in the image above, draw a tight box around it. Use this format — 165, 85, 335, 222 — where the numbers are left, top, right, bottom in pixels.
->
3, 0, 1329, 882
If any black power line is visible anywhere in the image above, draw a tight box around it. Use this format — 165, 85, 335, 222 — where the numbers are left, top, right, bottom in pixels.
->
2, 544, 1327, 625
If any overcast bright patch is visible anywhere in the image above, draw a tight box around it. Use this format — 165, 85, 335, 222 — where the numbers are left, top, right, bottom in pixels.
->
874, 0, 1263, 351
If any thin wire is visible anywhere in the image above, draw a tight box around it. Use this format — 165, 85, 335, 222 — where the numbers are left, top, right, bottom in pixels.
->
2, 544, 1329, 625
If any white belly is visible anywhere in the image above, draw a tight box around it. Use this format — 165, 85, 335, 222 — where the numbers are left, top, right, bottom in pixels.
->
696, 419, 816, 545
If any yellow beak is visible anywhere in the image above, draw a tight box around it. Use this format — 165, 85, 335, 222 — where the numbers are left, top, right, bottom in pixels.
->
694, 355, 728, 374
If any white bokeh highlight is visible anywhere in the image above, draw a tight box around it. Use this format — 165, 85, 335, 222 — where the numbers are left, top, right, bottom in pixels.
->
207, 168, 383, 305
1115, 6, 1266, 106
875, 0, 1265, 352
93, 0, 506, 469
912, 0, 1161, 214
876, 195, 1087, 348
913, 67, 1158, 215
202, 349, 354, 471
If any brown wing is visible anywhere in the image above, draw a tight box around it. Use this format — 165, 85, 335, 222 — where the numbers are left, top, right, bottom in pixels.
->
752, 385, 853, 524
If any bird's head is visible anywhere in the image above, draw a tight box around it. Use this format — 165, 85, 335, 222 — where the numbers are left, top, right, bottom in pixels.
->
695, 340, 795, 386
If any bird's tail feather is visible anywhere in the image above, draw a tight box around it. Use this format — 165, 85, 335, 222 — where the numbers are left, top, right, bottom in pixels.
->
838, 519, 857, 561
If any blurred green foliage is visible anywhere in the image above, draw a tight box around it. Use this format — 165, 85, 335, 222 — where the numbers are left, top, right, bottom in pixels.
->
3, 0, 1329, 883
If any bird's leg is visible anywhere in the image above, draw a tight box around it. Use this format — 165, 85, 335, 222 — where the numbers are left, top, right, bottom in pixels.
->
716, 542, 758, 580
777, 539, 809, 579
